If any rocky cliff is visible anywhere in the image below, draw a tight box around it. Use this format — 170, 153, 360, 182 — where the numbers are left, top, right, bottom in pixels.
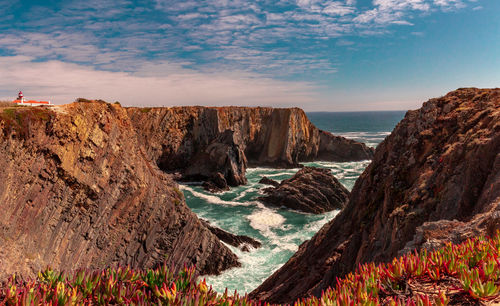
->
251, 88, 500, 303
127, 107, 373, 188
0, 102, 239, 280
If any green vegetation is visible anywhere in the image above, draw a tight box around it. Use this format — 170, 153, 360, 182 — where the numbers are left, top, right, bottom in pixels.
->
140, 107, 152, 113
75, 98, 92, 103
0, 101, 16, 108
1, 232, 500, 305
0, 107, 54, 138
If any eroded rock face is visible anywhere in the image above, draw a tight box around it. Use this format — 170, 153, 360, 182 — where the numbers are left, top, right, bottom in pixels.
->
251, 88, 500, 303
200, 220, 262, 252
259, 167, 349, 214
0, 102, 239, 280
258, 177, 279, 187
127, 107, 373, 188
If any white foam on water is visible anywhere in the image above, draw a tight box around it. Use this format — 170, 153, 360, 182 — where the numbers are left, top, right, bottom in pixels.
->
247, 208, 285, 233
179, 184, 253, 207
233, 187, 257, 201
203, 243, 281, 293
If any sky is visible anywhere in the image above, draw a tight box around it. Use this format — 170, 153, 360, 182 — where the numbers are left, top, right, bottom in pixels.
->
0, 0, 498, 111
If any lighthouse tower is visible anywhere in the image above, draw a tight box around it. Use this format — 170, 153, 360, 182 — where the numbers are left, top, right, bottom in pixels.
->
17, 91, 25, 103
12, 91, 52, 106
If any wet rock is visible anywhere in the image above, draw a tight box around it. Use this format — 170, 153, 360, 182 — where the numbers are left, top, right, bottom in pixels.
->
258, 177, 279, 187
259, 167, 349, 214
251, 88, 500, 303
202, 173, 230, 193
200, 220, 262, 252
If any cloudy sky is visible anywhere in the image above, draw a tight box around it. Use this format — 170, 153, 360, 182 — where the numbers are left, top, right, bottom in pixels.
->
0, 0, 498, 110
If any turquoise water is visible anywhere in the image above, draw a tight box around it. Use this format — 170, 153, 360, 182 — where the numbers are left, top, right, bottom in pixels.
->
180, 111, 406, 293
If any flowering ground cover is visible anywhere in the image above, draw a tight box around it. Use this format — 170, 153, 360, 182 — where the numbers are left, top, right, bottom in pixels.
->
2, 231, 500, 305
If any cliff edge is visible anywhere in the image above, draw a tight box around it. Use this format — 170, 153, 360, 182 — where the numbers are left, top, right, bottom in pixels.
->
251, 88, 500, 303
127, 107, 374, 188
0, 102, 239, 280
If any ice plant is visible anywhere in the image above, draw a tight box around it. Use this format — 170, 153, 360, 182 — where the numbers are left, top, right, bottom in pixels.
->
1, 231, 500, 305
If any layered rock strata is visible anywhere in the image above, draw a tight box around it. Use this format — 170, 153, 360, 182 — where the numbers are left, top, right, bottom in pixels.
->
259, 167, 349, 214
251, 88, 500, 303
258, 177, 280, 187
0, 102, 239, 280
200, 220, 262, 252
127, 107, 374, 188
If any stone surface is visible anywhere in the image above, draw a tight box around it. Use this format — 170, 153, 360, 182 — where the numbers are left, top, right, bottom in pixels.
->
250, 88, 500, 303
0, 102, 239, 281
259, 167, 349, 214
202, 173, 230, 193
127, 107, 374, 189
258, 177, 280, 187
200, 220, 262, 252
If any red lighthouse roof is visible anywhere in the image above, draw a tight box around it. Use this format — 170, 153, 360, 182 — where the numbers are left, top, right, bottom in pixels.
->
12, 91, 52, 106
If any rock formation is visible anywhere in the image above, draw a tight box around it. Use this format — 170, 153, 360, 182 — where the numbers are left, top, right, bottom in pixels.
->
258, 177, 280, 187
127, 107, 374, 189
200, 220, 262, 252
0, 102, 239, 280
251, 88, 500, 303
259, 167, 349, 214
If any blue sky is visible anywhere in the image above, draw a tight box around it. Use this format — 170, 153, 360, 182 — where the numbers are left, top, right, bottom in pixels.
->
0, 0, 498, 110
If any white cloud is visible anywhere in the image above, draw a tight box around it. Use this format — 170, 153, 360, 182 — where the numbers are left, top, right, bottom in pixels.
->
392, 20, 414, 25
0, 56, 319, 107
323, 2, 355, 15
354, 0, 429, 24
0, 0, 481, 87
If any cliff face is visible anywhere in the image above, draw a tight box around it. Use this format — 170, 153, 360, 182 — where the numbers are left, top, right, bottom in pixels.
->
127, 107, 373, 186
0, 102, 239, 280
251, 88, 500, 303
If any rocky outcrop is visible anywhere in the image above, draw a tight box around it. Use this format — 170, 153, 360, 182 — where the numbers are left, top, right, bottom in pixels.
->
184, 130, 247, 187
318, 131, 375, 162
251, 88, 500, 303
0, 102, 239, 281
127, 107, 373, 188
259, 167, 349, 214
200, 220, 262, 252
259, 177, 280, 187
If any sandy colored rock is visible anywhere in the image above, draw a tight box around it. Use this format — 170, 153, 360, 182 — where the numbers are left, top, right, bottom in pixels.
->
127, 106, 374, 188
0, 102, 239, 280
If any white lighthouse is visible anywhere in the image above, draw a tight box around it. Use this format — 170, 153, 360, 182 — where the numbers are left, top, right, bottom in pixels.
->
13, 91, 52, 106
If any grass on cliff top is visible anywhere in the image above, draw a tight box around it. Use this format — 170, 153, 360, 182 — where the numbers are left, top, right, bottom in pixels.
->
0, 106, 54, 138
2, 232, 500, 305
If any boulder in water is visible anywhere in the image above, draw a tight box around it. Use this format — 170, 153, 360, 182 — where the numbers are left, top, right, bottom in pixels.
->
259, 166, 349, 214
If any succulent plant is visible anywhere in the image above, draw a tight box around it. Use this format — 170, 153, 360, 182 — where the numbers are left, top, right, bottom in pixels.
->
1, 231, 500, 305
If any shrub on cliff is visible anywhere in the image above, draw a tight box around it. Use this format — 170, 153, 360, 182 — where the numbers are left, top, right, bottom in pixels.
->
2, 232, 500, 305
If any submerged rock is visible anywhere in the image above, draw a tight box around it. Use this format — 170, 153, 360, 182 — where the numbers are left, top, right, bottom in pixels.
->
251, 88, 500, 303
200, 220, 262, 252
259, 167, 349, 214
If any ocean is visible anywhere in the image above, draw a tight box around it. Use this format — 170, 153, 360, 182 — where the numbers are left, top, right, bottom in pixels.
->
179, 110, 406, 294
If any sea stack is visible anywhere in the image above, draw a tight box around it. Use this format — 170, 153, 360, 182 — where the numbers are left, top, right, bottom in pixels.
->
259, 166, 350, 214
127, 106, 374, 189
